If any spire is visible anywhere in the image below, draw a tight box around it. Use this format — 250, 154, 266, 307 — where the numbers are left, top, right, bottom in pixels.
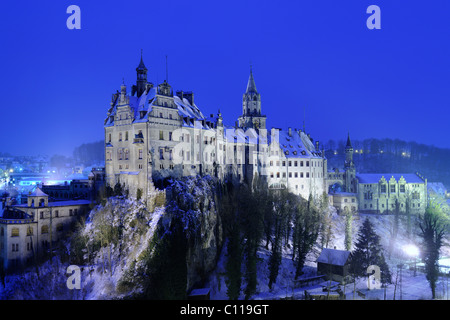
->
137, 49, 147, 71
246, 65, 257, 93
346, 132, 352, 149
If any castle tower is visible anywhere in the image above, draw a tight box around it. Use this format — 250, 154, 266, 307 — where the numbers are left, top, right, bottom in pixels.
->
238, 67, 266, 130
135, 50, 148, 97
344, 133, 356, 193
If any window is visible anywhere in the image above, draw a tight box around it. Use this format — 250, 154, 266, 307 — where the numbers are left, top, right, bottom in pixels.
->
159, 148, 164, 160
277, 172, 280, 178
306, 172, 309, 178
300, 161, 304, 167
295, 172, 298, 178
12, 243, 18, 252
380, 184, 387, 193
294, 161, 298, 167
283, 172, 286, 178
11, 228, 19, 237
69, 209, 73, 216
118, 149, 123, 160
26, 227, 33, 236
119, 132, 122, 141
40, 212, 44, 219
169, 132, 172, 141
41, 225, 49, 234
139, 149, 143, 160
159, 131, 164, 140
125, 131, 128, 141
125, 149, 129, 160
306, 161, 309, 167
108, 134, 111, 143
282, 161, 286, 167
400, 185, 406, 193
57, 223, 63, 232
289, 161, 292, 167
390, 185, 396, 193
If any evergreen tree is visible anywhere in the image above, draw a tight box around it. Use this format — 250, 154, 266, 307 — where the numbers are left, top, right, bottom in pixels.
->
344, 209, 353, 251
220, 182, 243, 300
267, 189, 293, 289
319, 192, 333, 249
350, 218, 391, 284
418, 201, 448, 299
239, 181, 266, 300
293, 194, 321, 279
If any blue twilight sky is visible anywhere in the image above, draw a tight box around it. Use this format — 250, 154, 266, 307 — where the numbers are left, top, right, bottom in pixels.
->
1, 0, 450, 157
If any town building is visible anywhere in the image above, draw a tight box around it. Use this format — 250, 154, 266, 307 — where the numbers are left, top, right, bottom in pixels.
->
0, 188, 90, 273
328, 135, 427, 215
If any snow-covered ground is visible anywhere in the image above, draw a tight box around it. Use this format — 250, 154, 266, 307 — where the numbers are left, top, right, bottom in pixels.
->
206, 207, 450, 300
1, 198, 449, 300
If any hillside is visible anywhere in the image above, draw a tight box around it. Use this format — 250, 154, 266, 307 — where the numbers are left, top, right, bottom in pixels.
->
1, 175, 449, 300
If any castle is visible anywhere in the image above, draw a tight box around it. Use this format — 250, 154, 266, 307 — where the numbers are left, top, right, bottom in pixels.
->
104, 54, 327, 200
104, 54, 427, 214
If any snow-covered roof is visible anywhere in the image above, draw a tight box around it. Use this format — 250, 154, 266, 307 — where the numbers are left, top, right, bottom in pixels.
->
276, 130, 322, 159
317, 248, 351, 266
29, 187, 48, 197
356, 173, 424, 184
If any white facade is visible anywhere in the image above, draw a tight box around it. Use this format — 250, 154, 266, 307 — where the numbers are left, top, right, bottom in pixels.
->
104, 57, 327, 200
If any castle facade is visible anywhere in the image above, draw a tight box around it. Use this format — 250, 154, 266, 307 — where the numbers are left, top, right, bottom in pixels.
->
104, 55, 327, 200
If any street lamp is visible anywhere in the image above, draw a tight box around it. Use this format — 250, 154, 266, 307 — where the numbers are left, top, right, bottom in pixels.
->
403, 244, 420, 276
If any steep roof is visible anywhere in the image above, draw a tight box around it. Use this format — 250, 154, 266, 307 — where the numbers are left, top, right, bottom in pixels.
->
29, 187, 48, 197
245, 68, 258, 94
346, 132, 352, 149
136, 50, 147, 71
317, 248, 351, 266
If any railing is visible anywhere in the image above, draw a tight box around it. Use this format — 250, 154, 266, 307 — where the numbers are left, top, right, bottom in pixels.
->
0, 218, 34, 224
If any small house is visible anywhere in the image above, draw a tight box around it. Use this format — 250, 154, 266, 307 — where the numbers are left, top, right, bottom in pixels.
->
317, 248, 351, 283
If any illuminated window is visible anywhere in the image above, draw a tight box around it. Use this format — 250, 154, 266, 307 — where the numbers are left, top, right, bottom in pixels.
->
11, 228, 19, 237
41, 225, 49, 234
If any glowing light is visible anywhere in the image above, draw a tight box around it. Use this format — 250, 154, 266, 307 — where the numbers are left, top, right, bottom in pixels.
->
403, 244, 419, 257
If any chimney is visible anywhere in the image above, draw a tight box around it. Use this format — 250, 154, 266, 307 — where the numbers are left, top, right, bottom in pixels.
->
316, 141, 319, 150
288, 127, 292, 137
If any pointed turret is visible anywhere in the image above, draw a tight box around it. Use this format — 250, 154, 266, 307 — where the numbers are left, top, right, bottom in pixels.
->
238, 66, 266, 130
135, 50, 148, 97
246, 66, 258, 94
136, 49, 148, 72
346, 132, 352, 149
